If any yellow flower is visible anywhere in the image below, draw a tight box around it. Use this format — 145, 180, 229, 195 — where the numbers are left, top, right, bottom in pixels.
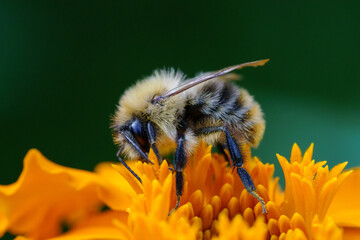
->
1, 142, 359, 239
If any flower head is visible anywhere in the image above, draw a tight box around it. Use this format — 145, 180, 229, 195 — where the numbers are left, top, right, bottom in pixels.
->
1, 142, 359, 239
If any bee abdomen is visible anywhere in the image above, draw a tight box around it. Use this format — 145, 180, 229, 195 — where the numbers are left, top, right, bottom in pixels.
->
229, 87, 265, 146
185, 80, 265, 147
184, 81, 237, 120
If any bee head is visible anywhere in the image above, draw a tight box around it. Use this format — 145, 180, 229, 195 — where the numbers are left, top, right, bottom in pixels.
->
112, 69, 186, 158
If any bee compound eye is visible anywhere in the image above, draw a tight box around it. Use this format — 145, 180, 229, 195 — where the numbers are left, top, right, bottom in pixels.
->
130, 119, 143, 137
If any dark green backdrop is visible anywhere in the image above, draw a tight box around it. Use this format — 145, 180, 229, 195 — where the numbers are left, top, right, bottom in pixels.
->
1, 1, 359, 189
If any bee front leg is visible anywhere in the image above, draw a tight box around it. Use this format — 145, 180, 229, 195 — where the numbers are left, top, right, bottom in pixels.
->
146, 122, 163, 165
116, 147, 142, 183
169, 133, 186, 216
224, 129, 267, 214
120, 130, 154, 164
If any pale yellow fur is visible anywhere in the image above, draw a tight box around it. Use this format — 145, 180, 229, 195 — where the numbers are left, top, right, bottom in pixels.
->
113, 69, 185, 159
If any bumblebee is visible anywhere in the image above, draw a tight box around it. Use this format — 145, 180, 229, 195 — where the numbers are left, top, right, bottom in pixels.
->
111, 59, 269, 214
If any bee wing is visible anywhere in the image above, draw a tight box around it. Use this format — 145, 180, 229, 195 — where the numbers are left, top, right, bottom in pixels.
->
216, 72, 242, 81
156, 59, 269, 101
193, 72, 241, 82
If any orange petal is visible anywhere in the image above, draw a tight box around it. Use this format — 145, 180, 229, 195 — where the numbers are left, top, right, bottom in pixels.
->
329, 162, 348, 178
0, 149, 105, 239
200, 204, 213, 230
268, 218, 280, 236
278, 215, 291, 233
328, 168, 360, 228
290, 143, 302, 164
48, 211, 129, 240
243, 207, 255, 226
311, 215, 343, 240
95, 162, 139, 211
188, 190, 204, 216
343, 227, 360, 240
290, 213, 306, 235
149, 175, 173, 219
303, 143, 314, 165
266, 201, 281, 221
14, 237, 31, 240
219, 183, 234, 209
48, 227, 127, 240
210, 195, 221, 218
227, 197, 240, 219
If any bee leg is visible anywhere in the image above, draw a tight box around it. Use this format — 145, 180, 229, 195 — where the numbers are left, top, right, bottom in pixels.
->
116, 148, 142, 183
146, 122, 163, 165
195, 126, 232, 165
120, 130, 154, 164
224, 129, 267, 214
169, 134, 186, 216
195, 126, 266, 213
216, 143, 232, 166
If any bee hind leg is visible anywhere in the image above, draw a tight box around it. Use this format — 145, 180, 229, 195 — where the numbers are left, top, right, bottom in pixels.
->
224, 129, 267, 214
169, 133, 187, 216
236, 167, 266, 213
216, 143, 232, 166
195, 126, 266, 214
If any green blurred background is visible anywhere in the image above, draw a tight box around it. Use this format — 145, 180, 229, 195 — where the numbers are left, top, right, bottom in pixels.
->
1, 1, 359, 189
